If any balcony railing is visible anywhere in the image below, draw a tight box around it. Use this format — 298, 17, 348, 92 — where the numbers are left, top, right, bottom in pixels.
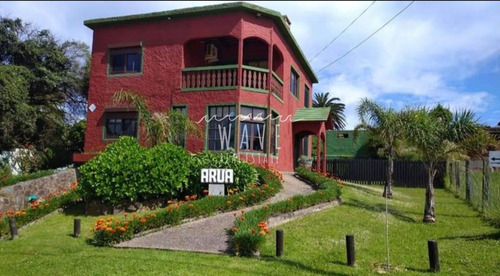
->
242, 65, 268, 92
182, 65, 238, 91
181, 64, 282, 95
271, 72, 284, 100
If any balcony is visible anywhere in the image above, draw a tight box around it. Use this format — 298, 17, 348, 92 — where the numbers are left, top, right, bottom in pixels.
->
181, 65, 284, 99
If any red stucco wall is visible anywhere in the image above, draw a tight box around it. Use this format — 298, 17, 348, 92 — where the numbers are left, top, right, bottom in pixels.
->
82, 10, 313, 172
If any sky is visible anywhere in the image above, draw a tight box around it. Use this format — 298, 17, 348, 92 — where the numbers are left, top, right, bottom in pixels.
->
1, 1, 499, 129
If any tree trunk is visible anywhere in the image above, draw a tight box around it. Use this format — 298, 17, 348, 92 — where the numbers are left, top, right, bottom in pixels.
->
383, 155, 394, 198
423, 167, 437, 222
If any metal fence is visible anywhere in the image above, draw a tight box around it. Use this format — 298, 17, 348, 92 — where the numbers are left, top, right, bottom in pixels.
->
314, 158, 445, 188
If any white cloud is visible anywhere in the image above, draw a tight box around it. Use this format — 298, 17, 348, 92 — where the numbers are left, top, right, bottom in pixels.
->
1, 1, 499, 127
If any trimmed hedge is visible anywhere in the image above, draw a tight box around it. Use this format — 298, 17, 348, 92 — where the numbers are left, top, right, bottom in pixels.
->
0, 181, 80, 239
89, 166, 283, 246
230, 167, 341, 256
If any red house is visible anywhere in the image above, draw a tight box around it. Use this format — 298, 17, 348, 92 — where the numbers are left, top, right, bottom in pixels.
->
75, 2, 332, 172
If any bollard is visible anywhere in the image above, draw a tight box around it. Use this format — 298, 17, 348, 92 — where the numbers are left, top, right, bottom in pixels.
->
276, 229, 283, 257
9, 218, 18, 239
428, 240, 440, 272
74, 218, 81, 237
346, 234, 355, 266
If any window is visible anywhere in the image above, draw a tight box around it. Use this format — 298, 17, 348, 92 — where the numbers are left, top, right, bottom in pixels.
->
239, 106, 267, 152
270, 112, 280, 155
109, 47, 142, 74
105, 112, 138, 139
304, 85, 310, 107
171, 106, 188, 147
337, 133, 349, 139
290, 67, 300, 98
207, 106, 235, 151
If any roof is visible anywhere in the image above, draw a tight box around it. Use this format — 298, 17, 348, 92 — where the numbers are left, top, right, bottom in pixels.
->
84, 2, 318, 83
292, 108, 331, 122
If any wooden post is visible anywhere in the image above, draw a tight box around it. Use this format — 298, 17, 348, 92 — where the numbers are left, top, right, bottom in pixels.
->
346, 234, 355, 266
465, 160, 472, 202
74, 218, 81, 237
482, 158, 490, 210
428, 240, 440, 272
9, 218, 18, 239
276, 229, 283, 257
455, 161, 461, 190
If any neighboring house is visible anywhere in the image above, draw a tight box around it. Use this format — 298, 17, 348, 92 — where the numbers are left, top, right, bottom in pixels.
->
73, 2, 333, 172
485, 122, 500, 141
326, 130, 372, 159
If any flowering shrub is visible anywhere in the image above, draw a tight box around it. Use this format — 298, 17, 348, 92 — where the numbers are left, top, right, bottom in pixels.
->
89, 166, 282, 246
230, 167, 341, 257
0, 180, 80, 238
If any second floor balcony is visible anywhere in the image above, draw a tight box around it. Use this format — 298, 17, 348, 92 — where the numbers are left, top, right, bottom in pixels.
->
182, 36, 284, 100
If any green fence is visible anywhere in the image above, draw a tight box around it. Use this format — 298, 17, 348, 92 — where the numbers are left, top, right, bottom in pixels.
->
446, 159, 500, 226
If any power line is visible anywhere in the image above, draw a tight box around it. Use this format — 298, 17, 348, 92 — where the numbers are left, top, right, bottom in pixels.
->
316, 1, 416, 74
309, 1, 376, 63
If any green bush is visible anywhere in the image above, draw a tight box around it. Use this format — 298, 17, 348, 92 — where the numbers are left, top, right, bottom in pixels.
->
185, 151, 258, 196
78, 137, 191, 205
89, 166, 282, 246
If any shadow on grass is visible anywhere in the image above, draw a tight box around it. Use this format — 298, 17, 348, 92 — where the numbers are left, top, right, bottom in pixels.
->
406, 267, 432, 273
439, 231, 500, 241
344, 183, 382, 197
343, 198, 419, 223
260, 255, 350, 276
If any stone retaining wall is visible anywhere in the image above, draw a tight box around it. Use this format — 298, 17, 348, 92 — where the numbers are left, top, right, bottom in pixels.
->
0, 169, 77, 213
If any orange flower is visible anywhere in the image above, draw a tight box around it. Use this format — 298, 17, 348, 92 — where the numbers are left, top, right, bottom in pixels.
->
264, 205, 269, 210
185, 195, 190, 201
231, 227, 238, 232
139, 218, 147, 223
190, 195, 197, 200
251, 193, 256, 198
227, 200, 232, 205
151, 213, 157, 218
132, 213, 137, 217
241, 210, 245, 214
207, 195, 212, 198
115, 220, 121, 225
288, 199, 293, 203
0, 213, 3, 218
239, 216, 246, 221
233, 212, 238, 216
259, 230, 266, 236
202, 189, 209, 195
239, 196, 245, 201
123, 212, 128, 217
123, 221, 129, 226
188, 203, 194, 208
167, 200, 174, 204
251, 229, 256, 234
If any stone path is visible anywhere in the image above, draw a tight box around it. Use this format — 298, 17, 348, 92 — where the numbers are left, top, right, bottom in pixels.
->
115, 172, 315, 254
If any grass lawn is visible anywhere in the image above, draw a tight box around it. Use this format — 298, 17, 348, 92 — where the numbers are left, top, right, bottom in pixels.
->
1, 183, 499, 275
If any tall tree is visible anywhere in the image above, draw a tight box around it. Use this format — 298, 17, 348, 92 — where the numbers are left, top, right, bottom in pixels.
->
354, 98, 406, 198
0, 17, 90, 139
312, 92, 346, 130
404, 105, 485, 222
113, 90, 202, 147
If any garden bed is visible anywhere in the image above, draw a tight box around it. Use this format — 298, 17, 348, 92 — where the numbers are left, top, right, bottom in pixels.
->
229, 167, 342, 256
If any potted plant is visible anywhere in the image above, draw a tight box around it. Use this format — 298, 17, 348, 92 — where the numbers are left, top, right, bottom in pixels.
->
298, 155, 313, 168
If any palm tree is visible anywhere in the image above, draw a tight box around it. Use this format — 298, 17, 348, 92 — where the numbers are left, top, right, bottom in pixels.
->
404, 105, 486, 222
113, 90, 201, 147
354, 98, 406, 198
312, 92, 346, 130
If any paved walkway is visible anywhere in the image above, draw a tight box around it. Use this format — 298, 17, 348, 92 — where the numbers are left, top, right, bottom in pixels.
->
115, 172, 315, 254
